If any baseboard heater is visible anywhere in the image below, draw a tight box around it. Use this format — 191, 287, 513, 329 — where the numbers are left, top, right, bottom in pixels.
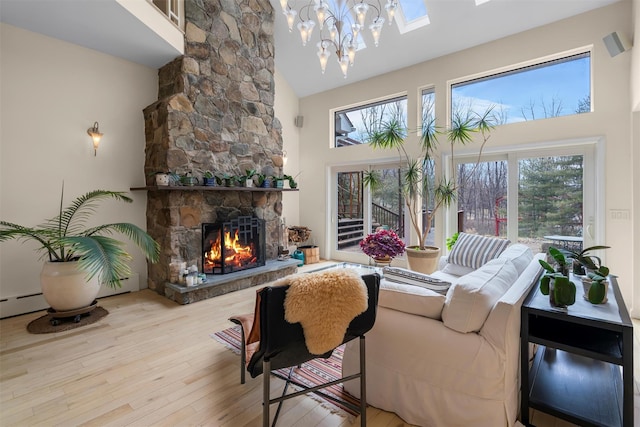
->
0, 273, 140, 319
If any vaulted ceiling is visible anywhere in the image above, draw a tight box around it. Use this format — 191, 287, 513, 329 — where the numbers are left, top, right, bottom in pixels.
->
0, 0, 622, 98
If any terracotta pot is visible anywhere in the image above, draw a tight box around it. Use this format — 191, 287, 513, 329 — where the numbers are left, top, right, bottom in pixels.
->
40, 261, 100, 312
405, 246, 441, 274
373, 256, 392, 266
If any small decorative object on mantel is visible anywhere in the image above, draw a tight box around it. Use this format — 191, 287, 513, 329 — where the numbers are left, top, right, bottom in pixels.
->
539, 246, 576, 309
203, 171, 216, 186
360, 229, 405, 266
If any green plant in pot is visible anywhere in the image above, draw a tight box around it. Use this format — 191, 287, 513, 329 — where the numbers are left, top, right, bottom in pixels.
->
539, 247, 576, 308
203, 170, 217, 186
257, 174, 273, 188
238, 169, 257, 187
563, 245, 610, 276
586, 265, 610, 304
284, 173, 299, 189
364, 106, 496, 274
0, 188, 160, 312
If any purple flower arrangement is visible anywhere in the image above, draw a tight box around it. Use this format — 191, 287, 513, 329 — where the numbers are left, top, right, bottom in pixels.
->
360, 229, 406, 260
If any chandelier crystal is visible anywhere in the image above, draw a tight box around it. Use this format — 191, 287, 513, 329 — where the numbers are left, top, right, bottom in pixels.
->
278, 0, 398, 78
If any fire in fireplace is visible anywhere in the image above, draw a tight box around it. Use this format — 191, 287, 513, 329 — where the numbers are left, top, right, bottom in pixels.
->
202, 216, 266, 274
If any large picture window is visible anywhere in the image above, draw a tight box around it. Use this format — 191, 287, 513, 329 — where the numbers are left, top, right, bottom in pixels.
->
451, 52, 591, 125
334, 96, 407, 147
450, 143, 599, 255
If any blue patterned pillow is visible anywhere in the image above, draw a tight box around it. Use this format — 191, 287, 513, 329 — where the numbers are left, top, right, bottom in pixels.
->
447, 233, 511, 270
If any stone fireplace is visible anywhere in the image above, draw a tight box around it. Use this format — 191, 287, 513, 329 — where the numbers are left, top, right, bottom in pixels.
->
141, 0, 297, 302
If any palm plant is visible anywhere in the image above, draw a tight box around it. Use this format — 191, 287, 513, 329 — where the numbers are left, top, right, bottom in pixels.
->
0, 188, 160, 288
365, 107, 496, 250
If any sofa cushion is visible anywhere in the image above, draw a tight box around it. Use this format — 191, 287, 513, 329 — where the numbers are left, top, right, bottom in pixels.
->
379, 280, 446, 319
498, 243, 533, 275
446, 232, 511, 270
442, 257, 518, 333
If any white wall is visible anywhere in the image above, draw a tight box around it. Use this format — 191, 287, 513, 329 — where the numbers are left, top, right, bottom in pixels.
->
0, 24, 158, 315
274, 69, 301, 230
298, 1, 637, 309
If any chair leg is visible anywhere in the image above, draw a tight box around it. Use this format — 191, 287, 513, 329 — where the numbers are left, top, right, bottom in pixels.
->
360, 336, 367, 427
229, 318, 246, 384
263, 359, 271, 427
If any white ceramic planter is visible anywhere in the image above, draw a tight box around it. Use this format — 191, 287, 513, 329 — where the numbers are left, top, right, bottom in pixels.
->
40, 261, 101, 311
155, 173, 170, 186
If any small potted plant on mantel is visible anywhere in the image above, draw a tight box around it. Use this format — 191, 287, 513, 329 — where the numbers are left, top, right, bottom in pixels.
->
203, 171, 217, 186
0, 186, 160, 313
237, 169, 257, 188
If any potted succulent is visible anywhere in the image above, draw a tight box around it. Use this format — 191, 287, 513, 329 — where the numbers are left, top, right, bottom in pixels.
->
585, 265, 610, 304
284, 173, 299, 189
0, 187, 160, 312
539, 246, 576, 308
237, 169, 257, 188
273, 175, 285, 189
257, 174, 273, 188
364, 106, 496, 274
203, 171, 217, 186
563, 245, 610, 276
149, 171, 171, 186
359, 229, 406, 265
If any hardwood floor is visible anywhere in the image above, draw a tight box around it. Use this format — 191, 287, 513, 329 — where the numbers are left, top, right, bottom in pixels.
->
1, 264, 639, 426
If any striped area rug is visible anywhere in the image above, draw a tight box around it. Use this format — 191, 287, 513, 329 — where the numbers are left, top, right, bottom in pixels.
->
212, 325, 360, 417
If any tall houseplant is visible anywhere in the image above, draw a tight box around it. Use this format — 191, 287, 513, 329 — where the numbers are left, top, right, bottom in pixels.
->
365, 107, 496, 273
0, 188, 160, 311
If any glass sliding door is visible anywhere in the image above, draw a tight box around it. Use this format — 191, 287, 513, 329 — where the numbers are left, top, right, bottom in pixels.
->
336, 171, 365, 252
456, 159, 508, 238
371, 167, 405, 238
449, 143, 598, 255
332, 164, 406, 261
518, 155, 584, 252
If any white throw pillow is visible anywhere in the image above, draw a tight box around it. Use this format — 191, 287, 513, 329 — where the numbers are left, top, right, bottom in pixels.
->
447, 232, 511, 270
379, 280, 446, 320
441, 258, 518, 333
498, 243, 534, 275
441, 262, 476, 277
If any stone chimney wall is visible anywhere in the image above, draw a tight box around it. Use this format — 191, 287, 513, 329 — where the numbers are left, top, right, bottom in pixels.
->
143, 0, 283, 294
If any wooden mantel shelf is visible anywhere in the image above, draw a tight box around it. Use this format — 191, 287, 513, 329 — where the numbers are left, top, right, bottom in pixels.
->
130, 185, 298, 192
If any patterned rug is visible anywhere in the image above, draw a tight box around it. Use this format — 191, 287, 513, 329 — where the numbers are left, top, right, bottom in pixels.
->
212, 325, 360, 417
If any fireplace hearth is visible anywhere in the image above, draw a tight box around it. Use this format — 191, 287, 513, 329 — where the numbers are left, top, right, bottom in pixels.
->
202, 216, 266, 275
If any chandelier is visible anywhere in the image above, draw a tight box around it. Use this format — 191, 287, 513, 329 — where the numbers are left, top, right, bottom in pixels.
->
277, 0, 399, 78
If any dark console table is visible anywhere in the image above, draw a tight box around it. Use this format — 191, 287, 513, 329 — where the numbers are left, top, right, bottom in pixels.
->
520, 275, 633, 427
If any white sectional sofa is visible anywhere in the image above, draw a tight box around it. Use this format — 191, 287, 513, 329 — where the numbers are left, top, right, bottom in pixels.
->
342, 236, 544, 427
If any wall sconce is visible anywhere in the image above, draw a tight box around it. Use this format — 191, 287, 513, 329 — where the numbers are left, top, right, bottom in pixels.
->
87, 121, 103, 156
282, 150, 288, 166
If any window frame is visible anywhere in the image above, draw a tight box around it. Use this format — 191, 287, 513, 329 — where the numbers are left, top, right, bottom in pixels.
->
331, 93, 408, 148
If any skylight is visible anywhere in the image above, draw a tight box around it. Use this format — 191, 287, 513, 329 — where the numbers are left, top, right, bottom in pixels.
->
396, 0, 430, 34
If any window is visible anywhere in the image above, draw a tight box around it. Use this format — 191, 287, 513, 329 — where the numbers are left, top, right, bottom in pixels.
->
334, 165, 406, 255
334, 96, 407, 147
451, 52, 591, 125
450, 144, 599, 255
